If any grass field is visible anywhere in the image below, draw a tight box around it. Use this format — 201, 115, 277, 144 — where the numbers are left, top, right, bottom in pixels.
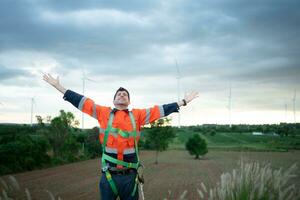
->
171, 130, 300, 151
1, 150, 299, 200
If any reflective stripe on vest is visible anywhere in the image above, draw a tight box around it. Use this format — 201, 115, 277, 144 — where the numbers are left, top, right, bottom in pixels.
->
105, 147, 135, 155
92, 103, 97, 118
145, 108, 150, 124
78, 97, 87, 111
158, 105, 165, 118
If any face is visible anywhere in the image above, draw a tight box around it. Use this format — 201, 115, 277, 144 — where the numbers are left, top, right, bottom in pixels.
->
113, 91, 130, 107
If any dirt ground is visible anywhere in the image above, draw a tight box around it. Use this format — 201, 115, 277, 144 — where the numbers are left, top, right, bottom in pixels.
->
2, 150, 299, 200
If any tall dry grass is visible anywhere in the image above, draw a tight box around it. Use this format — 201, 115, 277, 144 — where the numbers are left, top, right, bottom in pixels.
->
198, 160, 299, 200
164, 161, 299, 200
0, 175, 62, 200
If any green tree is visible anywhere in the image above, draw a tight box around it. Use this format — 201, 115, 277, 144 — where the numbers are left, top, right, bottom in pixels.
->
85, 127, 102, 158
46, 110, 79, 157
61, 133, 81, 162
185, 134, 208, 159
209, 129, 216, 136
144, 118, 176, 164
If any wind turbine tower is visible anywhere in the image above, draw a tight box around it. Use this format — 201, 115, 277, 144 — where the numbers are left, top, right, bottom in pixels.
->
30, 97, 35, 126
228, 86, 232, 128
285, 103, 288, 123
293, 89, 297, 123
81, 68, 95, 129
175, 60, 181, 128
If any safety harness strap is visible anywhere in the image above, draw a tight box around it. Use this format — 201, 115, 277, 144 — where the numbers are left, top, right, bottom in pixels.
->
101, 112, 118, 195
101, 110, 140, 197
110, 127, 137, 138
128, 112, 139, 196
102, 154, 139, 169
104, 171, 118, 194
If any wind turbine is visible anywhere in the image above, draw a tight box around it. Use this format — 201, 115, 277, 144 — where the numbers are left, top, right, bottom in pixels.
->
81, 67, 95, 129
228, 86, 232, 128
30, 97, 36, 126
0, 102, 2, 115
293, 89, 297, 123
284, 102, 288, 123
175, 59, 181, 128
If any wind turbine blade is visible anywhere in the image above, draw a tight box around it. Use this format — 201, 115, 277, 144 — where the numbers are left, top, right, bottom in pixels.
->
81, 65, 87, 78
85, 77, 96, 82
81, 66, 97, 82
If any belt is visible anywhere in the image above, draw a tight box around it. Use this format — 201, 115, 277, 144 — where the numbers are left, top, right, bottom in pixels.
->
102, 168, 137, 175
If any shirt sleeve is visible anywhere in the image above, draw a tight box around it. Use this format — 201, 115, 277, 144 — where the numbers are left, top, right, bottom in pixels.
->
63, 89, 110, 121
163, 102, 179, 116
63, 90, 83, 108
136, 102, 179, 126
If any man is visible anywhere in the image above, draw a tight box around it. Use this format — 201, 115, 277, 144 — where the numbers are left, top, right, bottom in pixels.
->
43, 73, 199, 200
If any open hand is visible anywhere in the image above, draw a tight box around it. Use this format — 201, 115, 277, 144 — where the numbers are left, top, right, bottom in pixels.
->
43, 73, 60, 87
184, 91, 199, 103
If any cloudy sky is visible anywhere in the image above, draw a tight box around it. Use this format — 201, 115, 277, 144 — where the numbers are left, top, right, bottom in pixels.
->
0, 0, 299, 127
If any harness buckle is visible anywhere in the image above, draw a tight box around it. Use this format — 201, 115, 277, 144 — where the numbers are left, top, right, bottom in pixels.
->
102, 166, 109, 172
137, 163, 145, 184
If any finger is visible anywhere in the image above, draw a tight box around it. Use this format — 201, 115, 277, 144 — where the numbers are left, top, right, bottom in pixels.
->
43, 74, 48, 80
192, 91, 199, 97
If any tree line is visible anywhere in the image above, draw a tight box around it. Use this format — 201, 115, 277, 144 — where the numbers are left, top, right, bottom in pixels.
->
0, 110, 101, 176
1, 110, 299, 175
187, 123, 300, 137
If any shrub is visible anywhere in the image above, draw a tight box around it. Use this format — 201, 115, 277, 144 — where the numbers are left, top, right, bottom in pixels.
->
185, 134, 208, 159
0, 135, 51, 175
84, 127, 102, 158
210, 130, 216, 136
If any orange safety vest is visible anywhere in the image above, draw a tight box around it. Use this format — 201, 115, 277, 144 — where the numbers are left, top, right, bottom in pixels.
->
78, 96, 165, 166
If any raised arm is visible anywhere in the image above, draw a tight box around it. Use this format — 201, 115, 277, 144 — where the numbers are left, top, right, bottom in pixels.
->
136, 91, 199, 125
43, 73, 67, 94
43, 73, 109, 121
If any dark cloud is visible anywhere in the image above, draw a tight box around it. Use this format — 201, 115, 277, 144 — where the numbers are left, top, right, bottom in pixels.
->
0, 0, 299, 88
0, 66, 30, 81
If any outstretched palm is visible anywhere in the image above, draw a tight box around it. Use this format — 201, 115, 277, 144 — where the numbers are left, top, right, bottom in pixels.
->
184, 91, 199, 103
43, 73, 60, 87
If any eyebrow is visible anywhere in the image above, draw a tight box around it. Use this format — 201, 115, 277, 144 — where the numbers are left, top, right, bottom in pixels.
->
118, 92, 127, 95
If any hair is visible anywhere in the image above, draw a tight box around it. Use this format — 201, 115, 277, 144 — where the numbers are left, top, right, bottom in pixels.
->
113, 87, 130, 100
